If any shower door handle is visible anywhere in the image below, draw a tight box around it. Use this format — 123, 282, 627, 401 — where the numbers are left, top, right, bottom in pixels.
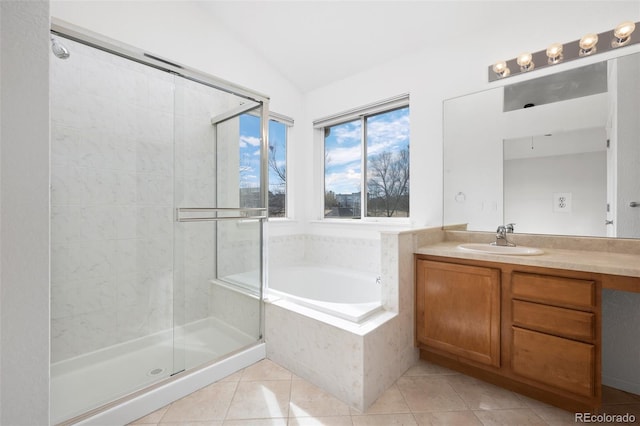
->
175, 207, 266, 222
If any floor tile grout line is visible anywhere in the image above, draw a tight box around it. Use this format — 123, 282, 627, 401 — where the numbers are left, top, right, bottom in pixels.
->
285, 372, 293, 420
221, 370, 243, 422
395, 375, 418, 417
434, 371, 472, 413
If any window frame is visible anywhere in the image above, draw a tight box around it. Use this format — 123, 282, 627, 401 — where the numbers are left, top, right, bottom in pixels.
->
314, 94, 410, 222
266, 112, 293, 220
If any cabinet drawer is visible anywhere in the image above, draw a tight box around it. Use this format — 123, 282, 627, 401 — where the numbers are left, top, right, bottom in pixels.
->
512, 327, 594, 397
512, 272, 595, 309
512, 300, 595, 341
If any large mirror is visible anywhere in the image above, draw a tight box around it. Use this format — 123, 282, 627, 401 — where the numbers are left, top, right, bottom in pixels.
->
443, 51, 640, 239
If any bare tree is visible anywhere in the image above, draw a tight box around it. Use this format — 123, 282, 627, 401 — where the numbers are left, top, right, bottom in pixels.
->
268, 144, 286, 217
367, 146, 409, 217
268, 144, 286, 186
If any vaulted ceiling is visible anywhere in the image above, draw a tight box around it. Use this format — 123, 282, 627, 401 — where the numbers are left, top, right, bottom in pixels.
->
199, 1, 640, 92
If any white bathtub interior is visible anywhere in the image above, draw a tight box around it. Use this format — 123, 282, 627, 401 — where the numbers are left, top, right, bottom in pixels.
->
267, 265, 383, 323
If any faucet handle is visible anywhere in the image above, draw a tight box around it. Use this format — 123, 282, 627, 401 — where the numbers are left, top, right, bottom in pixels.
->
505, 223, 515, 232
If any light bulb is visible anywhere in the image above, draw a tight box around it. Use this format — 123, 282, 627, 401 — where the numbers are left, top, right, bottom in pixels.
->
614, 21, 635, 40
579, 33, 598, 55
516, 52, 534, 71
546, 43, 563, 64
492, 60, 510, 78
613, 21, 636, 47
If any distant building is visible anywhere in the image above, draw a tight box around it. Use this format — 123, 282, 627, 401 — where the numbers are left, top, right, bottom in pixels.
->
330, 192, 361, 218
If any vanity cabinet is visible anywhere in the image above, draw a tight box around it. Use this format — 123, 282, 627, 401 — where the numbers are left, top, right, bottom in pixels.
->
414, 254, 602, 412
415, 259, 500, 367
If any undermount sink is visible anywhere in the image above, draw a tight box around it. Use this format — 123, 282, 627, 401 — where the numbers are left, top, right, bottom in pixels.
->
457, 243, 544, 256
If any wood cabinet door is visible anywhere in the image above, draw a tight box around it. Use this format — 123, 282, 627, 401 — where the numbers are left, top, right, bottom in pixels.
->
416, 260, 501, 367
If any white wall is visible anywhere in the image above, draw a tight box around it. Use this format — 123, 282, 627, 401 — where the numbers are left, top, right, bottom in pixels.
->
0, 1, 51, 424
303, 2, 640, 236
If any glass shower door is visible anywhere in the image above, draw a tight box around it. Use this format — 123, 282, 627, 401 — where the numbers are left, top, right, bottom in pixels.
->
50, 35, 177, 423
50, 26, 269, 424
173, 77, 265, 373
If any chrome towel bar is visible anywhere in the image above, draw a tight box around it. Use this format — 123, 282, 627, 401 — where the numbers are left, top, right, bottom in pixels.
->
176, 207, 267, 222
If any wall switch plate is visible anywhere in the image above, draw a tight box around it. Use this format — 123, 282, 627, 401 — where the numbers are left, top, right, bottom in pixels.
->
553, 192, 572, 213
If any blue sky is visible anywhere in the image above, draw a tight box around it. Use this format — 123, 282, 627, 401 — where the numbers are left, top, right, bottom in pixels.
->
239, 114, 286, 191
324, 106, 409, 195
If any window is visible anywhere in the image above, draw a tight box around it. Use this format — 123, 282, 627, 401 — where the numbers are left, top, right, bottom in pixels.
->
238, 112, 291, 217
267, 118, 288, 217
319, 96, 409, 219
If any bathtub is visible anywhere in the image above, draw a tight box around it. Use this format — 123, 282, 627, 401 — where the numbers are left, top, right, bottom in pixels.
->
266, 265, 383, 323
264, 233, 417, 411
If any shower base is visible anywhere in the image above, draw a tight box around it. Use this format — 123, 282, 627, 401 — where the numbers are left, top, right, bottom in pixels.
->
51, 317, 260, 424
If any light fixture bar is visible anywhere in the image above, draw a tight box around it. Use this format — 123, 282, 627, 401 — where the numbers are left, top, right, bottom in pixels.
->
488, 20, 640, 82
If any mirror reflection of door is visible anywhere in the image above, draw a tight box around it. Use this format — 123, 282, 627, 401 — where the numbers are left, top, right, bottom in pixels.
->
612, 54, 640, 238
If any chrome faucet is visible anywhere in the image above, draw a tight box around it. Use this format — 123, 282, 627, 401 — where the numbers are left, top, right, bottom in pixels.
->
494, 223, 515, 246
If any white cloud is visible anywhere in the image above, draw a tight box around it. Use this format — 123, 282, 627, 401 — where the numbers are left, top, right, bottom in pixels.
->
332, 122, 361, 144
326, 144, 360, 167
240, 135, 261, 148
325, 168, 361, 194
367, 114, 409, 157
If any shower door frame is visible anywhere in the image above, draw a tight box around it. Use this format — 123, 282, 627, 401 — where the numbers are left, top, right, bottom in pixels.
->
50, 18, 270, 424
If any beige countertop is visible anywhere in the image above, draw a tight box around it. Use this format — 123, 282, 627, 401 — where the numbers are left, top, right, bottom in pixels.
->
415, 241, 640, 278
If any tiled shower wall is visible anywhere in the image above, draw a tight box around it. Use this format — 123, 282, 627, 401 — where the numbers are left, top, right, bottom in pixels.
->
50, 38, 244, 362
50, 39, 176, 362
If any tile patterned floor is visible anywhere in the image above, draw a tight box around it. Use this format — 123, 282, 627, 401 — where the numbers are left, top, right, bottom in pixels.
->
130, 359, 640, 426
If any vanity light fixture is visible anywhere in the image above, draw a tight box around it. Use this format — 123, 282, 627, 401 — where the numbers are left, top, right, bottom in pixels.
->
546, 43, 563, 64
579, 33, 598, 56
488, 20, 639, 81
516, 52, 534, 72
492, 61, 510, 78
612, 21, 635, 47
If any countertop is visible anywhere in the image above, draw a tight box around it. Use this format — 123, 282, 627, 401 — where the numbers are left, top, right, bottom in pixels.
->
415, 241, 640, 278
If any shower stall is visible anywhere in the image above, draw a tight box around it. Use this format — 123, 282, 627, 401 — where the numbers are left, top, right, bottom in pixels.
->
50, 24, 268, 424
